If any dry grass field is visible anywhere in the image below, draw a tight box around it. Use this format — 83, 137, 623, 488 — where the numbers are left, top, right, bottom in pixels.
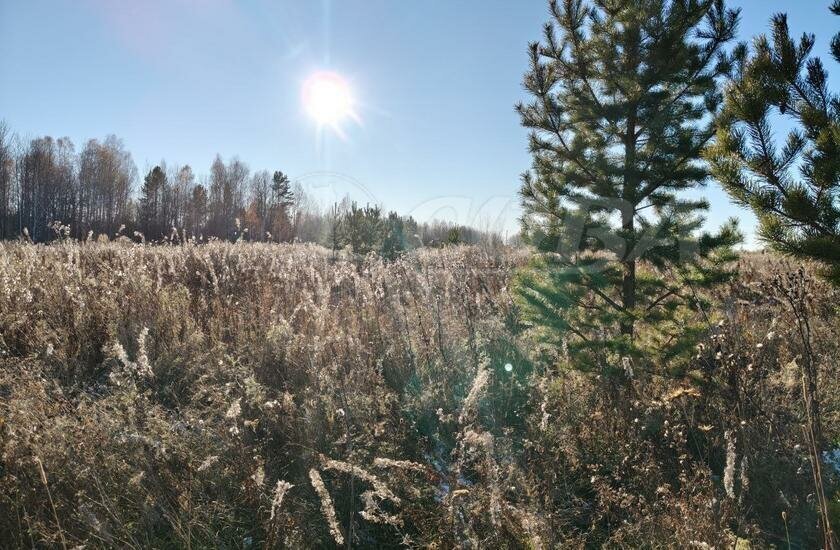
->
0, 241, 837, 548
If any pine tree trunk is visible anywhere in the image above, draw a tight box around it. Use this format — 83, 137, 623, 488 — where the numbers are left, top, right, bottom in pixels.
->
621, 229, 636, 339
621, 110, 637, 339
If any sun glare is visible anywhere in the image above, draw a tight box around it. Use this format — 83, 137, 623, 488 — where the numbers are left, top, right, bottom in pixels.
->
302, 71, 355, 127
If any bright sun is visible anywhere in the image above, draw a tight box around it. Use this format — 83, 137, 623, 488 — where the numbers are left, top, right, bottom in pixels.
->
302, 71, 354, 126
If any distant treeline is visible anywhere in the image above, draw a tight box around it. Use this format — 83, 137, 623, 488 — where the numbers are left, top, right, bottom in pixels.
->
0, 122, 508, 254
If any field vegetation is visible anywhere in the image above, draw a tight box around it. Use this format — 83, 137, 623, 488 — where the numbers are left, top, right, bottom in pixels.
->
2, 0, 840, 547
0, 240, 837, 547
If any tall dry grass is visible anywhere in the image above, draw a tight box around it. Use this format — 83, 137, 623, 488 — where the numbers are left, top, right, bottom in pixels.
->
0, 242, 836, 547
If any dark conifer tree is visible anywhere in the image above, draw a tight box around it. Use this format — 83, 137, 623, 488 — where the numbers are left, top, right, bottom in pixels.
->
381, 211, 407, 260
345, 202, 383, 255
707, 4, 840, 285
185, 184, 208, 239
516, 0, 742, 375
325, 201, 347, 256
0, 122, 14, 240
139, 166, 167, 240
446, 227, 461, 246
269, 170, 295, 241
271, 171, 294, 208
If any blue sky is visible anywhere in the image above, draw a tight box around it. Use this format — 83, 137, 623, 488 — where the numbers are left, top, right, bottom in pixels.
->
1, 0, 838, 244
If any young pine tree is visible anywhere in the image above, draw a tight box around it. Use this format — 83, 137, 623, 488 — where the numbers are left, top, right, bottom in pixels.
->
325, 201, 347, 256
381, 211, 408, 260
516, 0, 742, 376
344, 202, 384, 255
706, 5, 840, 285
